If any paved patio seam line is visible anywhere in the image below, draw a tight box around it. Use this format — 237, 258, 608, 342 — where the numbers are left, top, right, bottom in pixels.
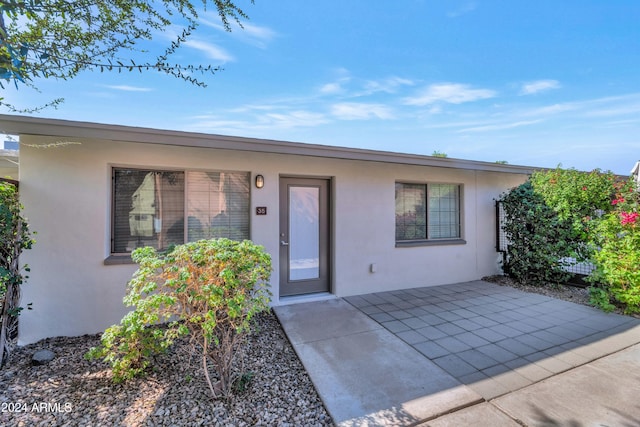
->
406, 396, 487, 426
489, 402, 528, 426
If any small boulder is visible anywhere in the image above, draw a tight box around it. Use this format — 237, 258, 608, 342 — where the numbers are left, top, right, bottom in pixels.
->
32, 349, 55, 366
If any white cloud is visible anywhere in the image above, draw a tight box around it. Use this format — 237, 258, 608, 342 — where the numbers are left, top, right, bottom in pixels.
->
104, 85, 153, 92
522, 103, 577, 117
427, 105, 443, 114
362, 77, 415, 95
183, 39, 234, 62
404, 83, 496, 106
200, 16, 277, 48
240, 23, 278, 48
228, 104, 280, 113
188, 109, 329, 133
153, 25, 234, 60
447, 2, 477, 18
519, 93, 640, 119
318, 73, 413, 98
603, 118, 640, 127
520, 79, 561, 95
188, 117, 250, 133
320, 82, 344, 95
583, 103, 640, 118
331, 103, 394, 120
458, 120, 543, 133
319, 73, 352, 95
261, 111, 329, 128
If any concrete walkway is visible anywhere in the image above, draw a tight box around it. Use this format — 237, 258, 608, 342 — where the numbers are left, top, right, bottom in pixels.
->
274, 280, 640, 426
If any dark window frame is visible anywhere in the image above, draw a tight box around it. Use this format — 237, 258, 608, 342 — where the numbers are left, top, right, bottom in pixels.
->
395, 182, 465, 247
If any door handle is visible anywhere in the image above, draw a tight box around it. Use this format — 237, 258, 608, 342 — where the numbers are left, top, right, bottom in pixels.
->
280, 240, 289, 246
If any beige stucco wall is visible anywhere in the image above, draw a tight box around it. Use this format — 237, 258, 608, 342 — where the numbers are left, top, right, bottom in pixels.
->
18, 135, 528, 344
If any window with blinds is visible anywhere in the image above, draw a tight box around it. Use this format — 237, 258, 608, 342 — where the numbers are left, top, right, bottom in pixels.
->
428, 184, 460, 239
395, 182, 461, 242
186, 171, 250, 242
112, 168, 250, 254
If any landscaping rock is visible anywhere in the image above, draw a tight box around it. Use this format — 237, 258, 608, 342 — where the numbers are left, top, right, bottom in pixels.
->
1, 311, 333, 426
31, 349, 55, 366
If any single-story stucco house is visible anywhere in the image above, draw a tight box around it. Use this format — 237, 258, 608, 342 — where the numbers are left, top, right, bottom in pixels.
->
0, 114, 534, 345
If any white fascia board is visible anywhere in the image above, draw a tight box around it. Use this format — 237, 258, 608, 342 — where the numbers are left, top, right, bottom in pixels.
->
0, 114, 536, 174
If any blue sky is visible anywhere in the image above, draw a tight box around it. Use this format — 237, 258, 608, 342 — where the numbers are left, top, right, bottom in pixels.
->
5, 0, 640, 174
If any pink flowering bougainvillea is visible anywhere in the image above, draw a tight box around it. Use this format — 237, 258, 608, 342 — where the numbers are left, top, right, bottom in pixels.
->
621, 211, 639, 226
589, 179, 640, 314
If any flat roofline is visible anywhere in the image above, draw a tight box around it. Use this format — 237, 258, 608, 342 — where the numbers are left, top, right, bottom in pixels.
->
0, 114, 537, 174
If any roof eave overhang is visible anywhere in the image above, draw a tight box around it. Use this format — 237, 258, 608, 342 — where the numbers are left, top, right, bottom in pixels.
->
0, 114, 537, 175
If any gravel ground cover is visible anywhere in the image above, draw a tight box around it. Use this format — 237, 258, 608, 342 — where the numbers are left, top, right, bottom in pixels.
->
0, 311, 333, 427
486, 275, 640, 319
483, 275, 593, 307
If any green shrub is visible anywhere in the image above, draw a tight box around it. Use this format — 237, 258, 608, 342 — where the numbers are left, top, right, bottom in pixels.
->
499, 181, 575, 286
531, 167, 617, 226
87, 238, 272, 398
587, 181, 640, 314
588, 286, 616, 312
500, 166, 640, 314
0, 181, 35, 366
530, 167, 618, 260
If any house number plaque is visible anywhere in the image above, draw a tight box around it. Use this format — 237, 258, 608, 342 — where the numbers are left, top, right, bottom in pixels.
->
256, 207, 267, 215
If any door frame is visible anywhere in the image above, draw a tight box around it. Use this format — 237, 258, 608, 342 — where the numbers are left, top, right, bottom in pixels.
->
279, 176, 332, 297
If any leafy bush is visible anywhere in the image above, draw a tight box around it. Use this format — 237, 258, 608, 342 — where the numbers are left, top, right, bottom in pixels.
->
87, 238, 272, 398
530, 167, 618, 260
499, 181, 575, 286
587, 181, 640, 314
531, 167, 617, 227
0, 181, 35, 366
501, 166, 640, 314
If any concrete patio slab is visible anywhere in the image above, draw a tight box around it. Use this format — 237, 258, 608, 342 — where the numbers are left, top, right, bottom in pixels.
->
274, 299, 483, 426
493, 344, 640, 426
347, 280, 640, 400
274, 297, 381, 345
276, 281, 640, 426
